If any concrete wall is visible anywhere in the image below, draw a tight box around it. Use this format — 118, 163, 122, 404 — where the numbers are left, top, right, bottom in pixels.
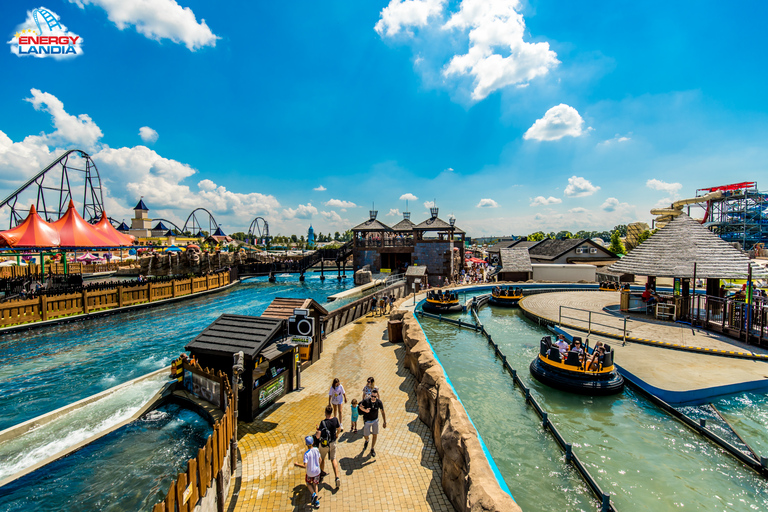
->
532, 263, 596, 282
394, 310, 521, 512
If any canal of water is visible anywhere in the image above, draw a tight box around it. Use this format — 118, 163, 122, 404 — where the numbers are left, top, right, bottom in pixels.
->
418, 303, 768, 511
0, 273, 355, 510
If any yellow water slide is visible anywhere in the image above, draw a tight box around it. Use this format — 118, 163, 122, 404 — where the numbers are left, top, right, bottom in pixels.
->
650, 190, 723, 227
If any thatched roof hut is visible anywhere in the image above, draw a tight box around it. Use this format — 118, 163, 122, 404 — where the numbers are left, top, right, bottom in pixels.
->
606, 213, 766, 279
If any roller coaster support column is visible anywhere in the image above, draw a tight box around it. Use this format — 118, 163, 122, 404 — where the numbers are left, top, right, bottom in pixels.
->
320, 259, 325, 280
336, 261, 341, 280
299, 270, 305, 282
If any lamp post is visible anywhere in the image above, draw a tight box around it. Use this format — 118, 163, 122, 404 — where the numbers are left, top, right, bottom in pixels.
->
231, 351, 244, 472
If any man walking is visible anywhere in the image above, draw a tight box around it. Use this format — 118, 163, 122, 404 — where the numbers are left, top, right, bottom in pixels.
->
316, 405, 342, 487
358, 389, 386, 457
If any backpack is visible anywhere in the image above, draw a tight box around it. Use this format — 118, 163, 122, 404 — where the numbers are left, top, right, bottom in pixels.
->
318, 420, 332, 447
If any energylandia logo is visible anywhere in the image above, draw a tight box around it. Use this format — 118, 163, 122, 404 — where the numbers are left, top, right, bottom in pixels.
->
8, 7, 83, 58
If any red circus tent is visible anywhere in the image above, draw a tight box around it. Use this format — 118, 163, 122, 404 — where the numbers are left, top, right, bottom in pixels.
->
0, 205, 61, 248
50, 200, 117, 247
93, 211, 135, 246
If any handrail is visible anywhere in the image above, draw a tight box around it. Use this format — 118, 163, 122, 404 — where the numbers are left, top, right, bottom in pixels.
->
558, 305, 630, 346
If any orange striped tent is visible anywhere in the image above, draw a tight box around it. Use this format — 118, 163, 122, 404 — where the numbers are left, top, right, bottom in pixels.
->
0, 205, 61, 248
50, 200, 117, 247
93, 211, 135, 246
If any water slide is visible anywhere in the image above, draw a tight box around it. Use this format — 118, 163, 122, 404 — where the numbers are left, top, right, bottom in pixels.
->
650, 190, 723, 227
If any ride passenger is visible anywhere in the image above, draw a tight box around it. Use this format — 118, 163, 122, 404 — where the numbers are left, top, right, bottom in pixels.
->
555, 335, 569, 356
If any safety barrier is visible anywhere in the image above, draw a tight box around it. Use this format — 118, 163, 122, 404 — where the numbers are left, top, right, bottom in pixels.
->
151, 359, 236, 512
0, 271, 231, 329
322, 281, 406, 336
418, 307, 618, 512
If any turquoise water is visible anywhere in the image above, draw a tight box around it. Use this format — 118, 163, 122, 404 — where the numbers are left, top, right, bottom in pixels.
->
419, 304, 768, 511
0, 404, 211, 512
0, 273, 352, 431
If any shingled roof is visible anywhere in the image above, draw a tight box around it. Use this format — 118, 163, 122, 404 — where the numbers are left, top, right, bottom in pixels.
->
606, 213, 766, 279
391, 218, 415, 232
413, 216, 458, 231
405, 265, 427, 276
351, 218, 392, 232
185, 314, 284, 359
499, 248, 532, 273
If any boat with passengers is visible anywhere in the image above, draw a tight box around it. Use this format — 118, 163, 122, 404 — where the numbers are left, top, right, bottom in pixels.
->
598, 281, 621, 291
489, 285, 523, 307
529, 336, 624, 395
422, 289, 463, 314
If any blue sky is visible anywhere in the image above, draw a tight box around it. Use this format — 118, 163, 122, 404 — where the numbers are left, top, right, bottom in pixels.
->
1, 1, 766, 237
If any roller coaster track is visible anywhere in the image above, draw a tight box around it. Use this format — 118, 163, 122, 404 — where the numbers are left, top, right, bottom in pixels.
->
0, 149, 104, 228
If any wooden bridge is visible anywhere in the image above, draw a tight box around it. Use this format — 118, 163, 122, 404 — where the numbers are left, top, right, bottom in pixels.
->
236, 241, 353, 282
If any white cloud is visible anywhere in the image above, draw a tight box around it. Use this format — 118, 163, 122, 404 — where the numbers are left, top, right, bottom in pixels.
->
376, 0, 558, 101
568, 207, 588, 214
325, 198, 357, 208
646, 179, 682, 195
386, 208, 401, 217
313, 185, 327, 191
139, 126, 158, 144
441, 0, 559, 100
400, 193, 418, 201
530, 196, 562, 207
423, 200, 435, 209
70, 0, 218, 51
197, 179, 216, 192
476, 198, 498, 208
24, 89, 103, 150
524, 104, 587, 142
601, 198, 619, 212
282, 203, 318, 220
598, 134, 630, 146
375, 0, 446, 37
564, 176, 600, 197
321, 210, 346, 226
444, 167, 454, 172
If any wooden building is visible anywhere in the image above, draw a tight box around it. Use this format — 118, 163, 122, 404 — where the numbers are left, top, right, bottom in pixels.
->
263, 297, 328, 363
498, 248, 533, 282
185, 314, 296, 422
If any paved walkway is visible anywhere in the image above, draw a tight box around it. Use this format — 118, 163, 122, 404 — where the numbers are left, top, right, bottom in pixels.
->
521, 291, 768, 356
227, 308, 452, 512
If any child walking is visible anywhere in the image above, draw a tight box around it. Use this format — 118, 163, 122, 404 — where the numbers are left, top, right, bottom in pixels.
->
294, 436, 321, 508
350, 398, 359, 433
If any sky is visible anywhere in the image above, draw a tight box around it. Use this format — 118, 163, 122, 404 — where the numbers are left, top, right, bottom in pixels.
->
1, 1, 766, 238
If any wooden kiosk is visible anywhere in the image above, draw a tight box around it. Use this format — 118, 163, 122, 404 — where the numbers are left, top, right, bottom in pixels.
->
262, 297, 328, 364
185, 314, 298, 422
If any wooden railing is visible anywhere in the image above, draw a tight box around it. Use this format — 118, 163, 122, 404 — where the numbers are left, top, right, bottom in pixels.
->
0, 261, 137, 279
152, 360, 235, 512
322, 281, 407, 336
0, 271, 231, 328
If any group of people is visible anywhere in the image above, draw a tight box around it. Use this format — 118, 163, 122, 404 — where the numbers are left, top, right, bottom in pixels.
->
552, 334, 608, 371
493, 286, 522, 297
426, 290, 458, 302
296, 376, 387, 508
458, 264, 489, 284
370, 295, 395, 316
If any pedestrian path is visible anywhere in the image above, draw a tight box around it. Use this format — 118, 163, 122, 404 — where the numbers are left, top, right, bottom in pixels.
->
227, 309, 452, 512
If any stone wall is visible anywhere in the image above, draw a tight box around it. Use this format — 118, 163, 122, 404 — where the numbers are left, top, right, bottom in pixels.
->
355, 249, 379, 272
139, 252, 242, 276
413, 241, 453, 286
393, 310, 522, 512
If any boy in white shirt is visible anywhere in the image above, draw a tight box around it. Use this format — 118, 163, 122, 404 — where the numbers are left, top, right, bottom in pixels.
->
295, 435, 321, 508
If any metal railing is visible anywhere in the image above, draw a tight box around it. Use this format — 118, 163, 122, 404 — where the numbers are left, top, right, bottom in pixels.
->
558, 305, 630, 345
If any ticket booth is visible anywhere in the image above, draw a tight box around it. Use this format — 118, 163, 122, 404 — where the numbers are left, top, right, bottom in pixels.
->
185, 314, 297, 422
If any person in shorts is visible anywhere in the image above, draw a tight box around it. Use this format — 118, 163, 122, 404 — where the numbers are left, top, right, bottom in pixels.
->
316, 405, 342, 488
350, 398, 359, 433
294, 435, 321, 507
358, 389, 387, 457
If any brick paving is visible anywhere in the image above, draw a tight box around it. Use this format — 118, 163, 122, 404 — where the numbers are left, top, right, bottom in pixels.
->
227, 308, 453, 512
521, 291, 768, 355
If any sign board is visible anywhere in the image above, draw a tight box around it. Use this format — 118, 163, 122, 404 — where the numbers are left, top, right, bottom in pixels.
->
182, 484, 193, 505
258, 374, 286, 409
380, 268, 391, 273
292, 335, 312, 346
414, 278, 421, 283
288, 308, 314, 340
183, 367, 221, 408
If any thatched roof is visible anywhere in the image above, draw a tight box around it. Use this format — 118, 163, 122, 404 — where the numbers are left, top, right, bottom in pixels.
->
606, 213, 766, 278
499, 248, 532, 273
351, 218, 392, 232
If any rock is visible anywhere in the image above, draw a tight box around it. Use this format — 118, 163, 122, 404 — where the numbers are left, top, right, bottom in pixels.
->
354, 269, 372, 285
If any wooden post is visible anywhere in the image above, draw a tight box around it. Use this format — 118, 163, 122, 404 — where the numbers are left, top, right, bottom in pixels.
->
197, 447, 209, 497
117, 286, 124, 307
152, 503, 165, 512
187, 458, 200, 507
176, 472, 189, 512
206, 274, 211, 290
40, 295, 48, 321
81, 289, 89, 314
147, 282, 153, 302
172, 280, 177, 298
164, 480, 176, 512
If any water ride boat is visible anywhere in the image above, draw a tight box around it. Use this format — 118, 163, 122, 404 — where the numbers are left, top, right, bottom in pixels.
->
489, 285, 523, 307
422, 290, 463, 314
529, 336, 624, 395
599, 281, 620, 291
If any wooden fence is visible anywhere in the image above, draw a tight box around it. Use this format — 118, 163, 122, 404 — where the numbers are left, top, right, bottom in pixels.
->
0, 271, 231, 328
152, 360, 235, 512
322, 281, 407, 336
0, 261, 137, 279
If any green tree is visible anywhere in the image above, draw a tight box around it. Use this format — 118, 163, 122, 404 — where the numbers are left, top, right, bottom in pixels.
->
528, 231, 546, 241
342, 230, 353, 241
291, 234, 298, 243
555, 230, 573, 240
608, 230, 626, 255
334, 231, 341, 241
612, 225, 628, 237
